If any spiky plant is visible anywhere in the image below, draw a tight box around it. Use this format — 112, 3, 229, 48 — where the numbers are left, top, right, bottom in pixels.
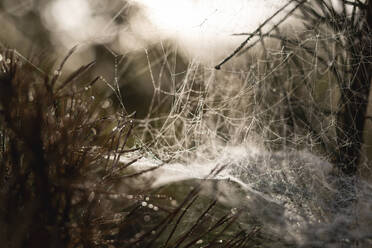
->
0, 48, 261, 248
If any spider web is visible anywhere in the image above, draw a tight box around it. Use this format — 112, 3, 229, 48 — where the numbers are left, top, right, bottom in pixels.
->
1, 0, 372, 246
115, 1, 372, 246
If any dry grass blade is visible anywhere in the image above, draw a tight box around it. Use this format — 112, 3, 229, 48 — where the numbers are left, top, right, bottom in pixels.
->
50, 45, 78, 87
215, 0, 306, 70
56, 60, 96, 92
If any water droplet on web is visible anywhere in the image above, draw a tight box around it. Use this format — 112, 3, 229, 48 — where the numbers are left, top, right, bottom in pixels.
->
112, 126, 118, 132
145, 196, 150, 201
135, 233, 142, 239
144, 215, 151, 222
54, 70, 60, 76
88, 192, 95, 202
102, 100, 111, 109
171, 200, 177, 206
153, 206, 159, 211
6, 58, 11, 64
148, 204, 153, 209
196, 240, 203, 244
91, 128, 97, 136
28, 91, 34, 102
141, 201, 148, 207
231, 208, 237, 215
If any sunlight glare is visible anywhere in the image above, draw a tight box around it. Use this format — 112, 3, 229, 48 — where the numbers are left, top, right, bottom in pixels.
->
129, 0, 294, 62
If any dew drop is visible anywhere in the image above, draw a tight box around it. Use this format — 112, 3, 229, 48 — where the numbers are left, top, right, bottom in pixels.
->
91, 128, 97, 136
88, 192, 95, 202
28, 91, 34, 102
196, 240, 203, 244
153, 206, 159, 211
231, 208, 237, 215
135, 233, 141, 239
145, 196, 150, 201
5, 58, 11, 64
141, 201, 148, 207
102, 100, 111, 109
148, 204, 154, 209
144, 215, 151, 222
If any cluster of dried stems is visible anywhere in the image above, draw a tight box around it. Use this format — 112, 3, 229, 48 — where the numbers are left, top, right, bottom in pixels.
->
217, 0, 372, 176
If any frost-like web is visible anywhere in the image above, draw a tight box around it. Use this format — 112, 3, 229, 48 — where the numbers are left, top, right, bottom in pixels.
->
2, 0, 371, 246
113, 0, 372, 246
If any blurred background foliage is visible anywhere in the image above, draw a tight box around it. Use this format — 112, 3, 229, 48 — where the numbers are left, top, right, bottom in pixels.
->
0, 0, 187, 118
